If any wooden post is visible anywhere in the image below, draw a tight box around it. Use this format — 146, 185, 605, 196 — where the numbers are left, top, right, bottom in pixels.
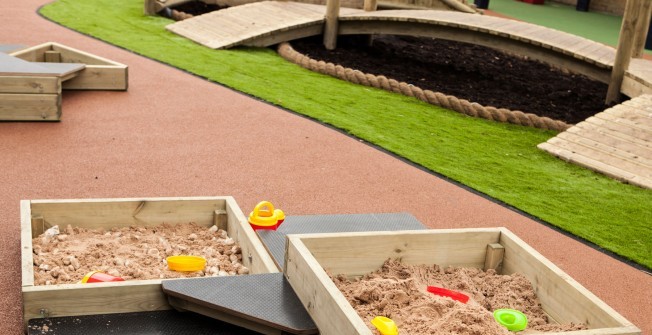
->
324, 0, 341, 50
44, 51, 61, 63
363, 0, 378, 46
606, 0, 644, 104
483, 243, 505, 272
214, 209, 228, 231
363, 0, 377, 11
632, 1, 652, 58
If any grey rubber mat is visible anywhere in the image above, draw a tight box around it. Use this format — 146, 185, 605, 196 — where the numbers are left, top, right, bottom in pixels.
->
0, 44, 24, 53
162, 273, 317, 334
27, 310, 262, 335
258, 212, 426, 268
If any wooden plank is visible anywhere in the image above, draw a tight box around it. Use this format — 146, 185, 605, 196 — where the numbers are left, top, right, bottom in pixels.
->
214, 209, 228, 231
538, 142, 652, 188
546, 137, 651, 177
289, 229, 500, 277
9, 44, 51, 62
566, 125, 652, 158
21, 201, 35, 288
483, 243, 504, 272
0, 93, 60, 121
555, 131, 652, 167
598, 107, 652, 131
622, 75, 652, 98
23, 279, 171, 322
51, 43, 116, 66
44, 51, 61, 63
499, 229, 640, 331
581, 117, 651, 148
62, 65, 128, 91
28, 197, 229, 232
0, 76, 60, 94
285, 235, 372, 335
224, 197, 279, 274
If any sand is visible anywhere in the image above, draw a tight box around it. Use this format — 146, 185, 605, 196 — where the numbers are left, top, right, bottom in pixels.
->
332, 259, 587, 335
32, 223, 248, 285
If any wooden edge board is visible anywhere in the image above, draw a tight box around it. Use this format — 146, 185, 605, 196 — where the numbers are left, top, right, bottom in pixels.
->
21, 201, 35, 288
0, 76, 61, 94
538, 142, 651, 188
498, 229, 640, 331
285, 235, 372, 335
0, 93, 60, 121
555, 131, 652, 166
565, 125, 652, 157
225, 197, 279, 274
22, 279, 171, 323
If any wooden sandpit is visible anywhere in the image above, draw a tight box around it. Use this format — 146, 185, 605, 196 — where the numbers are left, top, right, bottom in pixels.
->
20, 197, 278, 325
284, 228, 641, 335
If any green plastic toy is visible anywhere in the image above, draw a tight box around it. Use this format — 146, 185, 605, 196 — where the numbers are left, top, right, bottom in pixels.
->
493, 309, 528, 332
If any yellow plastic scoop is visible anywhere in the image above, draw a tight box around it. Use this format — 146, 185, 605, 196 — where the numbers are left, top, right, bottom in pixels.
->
371, 316, 398, 335
167, 255, 206, 272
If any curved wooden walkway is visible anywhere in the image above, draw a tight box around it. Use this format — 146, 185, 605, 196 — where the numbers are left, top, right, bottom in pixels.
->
166, 2, 651, 97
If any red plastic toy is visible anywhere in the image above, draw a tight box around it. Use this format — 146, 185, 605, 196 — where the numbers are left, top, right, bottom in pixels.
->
426, 286, 469, 303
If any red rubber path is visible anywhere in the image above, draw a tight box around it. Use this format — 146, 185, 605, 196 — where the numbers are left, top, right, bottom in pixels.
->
0, 1, 650, 333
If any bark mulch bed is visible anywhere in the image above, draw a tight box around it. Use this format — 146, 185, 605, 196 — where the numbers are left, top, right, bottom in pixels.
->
290, 35, 617, 125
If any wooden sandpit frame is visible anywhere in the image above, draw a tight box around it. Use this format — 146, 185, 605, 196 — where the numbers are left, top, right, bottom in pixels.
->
10, 42, 128, 91
20, 197, 278, 327
285, 228, 641, 335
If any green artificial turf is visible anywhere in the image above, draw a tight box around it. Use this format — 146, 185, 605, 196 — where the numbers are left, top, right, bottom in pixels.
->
40, 0, 651, 268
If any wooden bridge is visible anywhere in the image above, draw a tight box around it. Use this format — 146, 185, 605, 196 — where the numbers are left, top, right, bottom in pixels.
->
166, 1, 651, 99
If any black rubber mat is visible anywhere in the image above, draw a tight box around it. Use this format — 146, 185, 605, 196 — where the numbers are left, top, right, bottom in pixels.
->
257, 212, 426, 268
162, 273, 317, 334
27, 310, 262, 335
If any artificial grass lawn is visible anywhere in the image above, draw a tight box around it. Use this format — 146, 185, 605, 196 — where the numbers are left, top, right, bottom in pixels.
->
41, 0, 651, 268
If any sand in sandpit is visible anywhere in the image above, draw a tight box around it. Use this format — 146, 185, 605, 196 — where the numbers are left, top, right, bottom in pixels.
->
332, 259, 587, 335
32, 222, 248, 285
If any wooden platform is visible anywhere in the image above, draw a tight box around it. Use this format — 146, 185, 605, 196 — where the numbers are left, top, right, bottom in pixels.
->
538, 94, 652, 189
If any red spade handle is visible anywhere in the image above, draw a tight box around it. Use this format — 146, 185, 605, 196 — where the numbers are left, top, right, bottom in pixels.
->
427, 286, 469, 303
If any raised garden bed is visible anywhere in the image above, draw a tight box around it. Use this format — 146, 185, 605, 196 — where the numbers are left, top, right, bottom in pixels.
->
20, 197, 278, 325
284, 228, 641, 335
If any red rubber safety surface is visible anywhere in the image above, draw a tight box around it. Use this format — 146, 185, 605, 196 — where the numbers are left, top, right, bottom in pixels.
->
0, 1, 650, 334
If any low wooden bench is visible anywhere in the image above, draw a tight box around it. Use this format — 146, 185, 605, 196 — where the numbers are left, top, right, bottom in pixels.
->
1, 42, 128, 121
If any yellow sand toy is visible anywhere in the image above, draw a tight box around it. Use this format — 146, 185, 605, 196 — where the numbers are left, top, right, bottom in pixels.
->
371, 316, 398, 335
248, 201, 285, 231
166, 255, 207, 272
